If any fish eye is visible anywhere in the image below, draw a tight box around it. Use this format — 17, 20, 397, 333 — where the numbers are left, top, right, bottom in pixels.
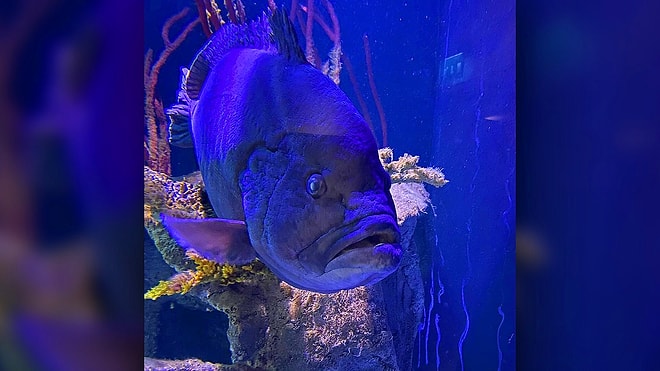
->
306, 173, 326, 198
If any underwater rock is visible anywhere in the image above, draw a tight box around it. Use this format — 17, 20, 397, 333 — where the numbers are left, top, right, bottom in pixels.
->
204, 268, 401, 370
144, 357, 260, 371
144, 164, 433, 370
379, 216, 425, 371
144, 167, 211, 272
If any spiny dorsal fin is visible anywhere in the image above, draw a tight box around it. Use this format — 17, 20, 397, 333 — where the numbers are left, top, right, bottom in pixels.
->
269, 8, 307, 64
168, 13, 274, 147
185, 13, 275, 99
168, 8, 308, 148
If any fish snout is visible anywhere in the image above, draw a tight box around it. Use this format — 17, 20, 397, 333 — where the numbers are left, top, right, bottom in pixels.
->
298, 214, 402, 279
322, 223, 401, 274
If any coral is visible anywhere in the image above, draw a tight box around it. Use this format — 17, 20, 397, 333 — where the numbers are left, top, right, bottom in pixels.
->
144, 271, 197, 300
224, 0, 239, 24
391, 183, 432, 225
144, 251, 269, 300
144, 8, 200, 175
380, 217, 425, 371
363, 34, 388, 147
195, 219, 424, 370
303, 0, 317, 66
235, 0, 247, 24
144, 166, 211, 272
193, 0, 213, 37
341, 54, 374, 133
143, 167, 210, 218
143, 146, 441, 369
192, 0, 250, 36
321, 42, 342, 85
293, 0, 343, 83
143, 4, 442, 369
144, 357, 260, 370
144, 166, 270, 300
144, 251, 266, 300
286, 286, 396, 366
143, 145, 444, 295
283, 0, 389, 145
379, 148, 449, 188
201, 249, 402, 370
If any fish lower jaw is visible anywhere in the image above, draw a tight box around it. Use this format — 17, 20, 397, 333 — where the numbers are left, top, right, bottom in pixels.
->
324, 242, 401, 273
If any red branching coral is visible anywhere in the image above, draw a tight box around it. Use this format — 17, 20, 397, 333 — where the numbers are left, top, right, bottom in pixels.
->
291, 0, 388, 146
362, 34, 388, 147
193, 0, 213, 37
144, 8, 200, 175
341, 54, 375, 134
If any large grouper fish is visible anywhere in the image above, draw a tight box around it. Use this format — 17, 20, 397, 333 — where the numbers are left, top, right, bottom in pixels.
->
163, 9, 402, 293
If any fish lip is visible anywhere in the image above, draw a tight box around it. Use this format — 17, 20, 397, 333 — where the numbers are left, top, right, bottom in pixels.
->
323, 221, 400, 272
323, 241, 402, 274
298, 214, 401, 275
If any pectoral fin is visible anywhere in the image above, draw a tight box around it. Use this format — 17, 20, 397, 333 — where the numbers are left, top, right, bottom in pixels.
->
161, 214, 256, 265
166, 68, 195, 148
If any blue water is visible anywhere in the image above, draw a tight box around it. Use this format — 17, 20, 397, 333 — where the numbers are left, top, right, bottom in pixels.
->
145, 1, 515, 369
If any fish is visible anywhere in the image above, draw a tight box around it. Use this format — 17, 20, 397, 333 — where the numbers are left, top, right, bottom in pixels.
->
163, 9, 401, 293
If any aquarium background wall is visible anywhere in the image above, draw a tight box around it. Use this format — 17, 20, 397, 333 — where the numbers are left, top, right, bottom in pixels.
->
144, 0, 515, 369
423, 0, 515, 370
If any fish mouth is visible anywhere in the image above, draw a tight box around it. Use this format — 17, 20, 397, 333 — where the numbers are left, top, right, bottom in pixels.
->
298, 214, 402, 276
324, 222, 400, 273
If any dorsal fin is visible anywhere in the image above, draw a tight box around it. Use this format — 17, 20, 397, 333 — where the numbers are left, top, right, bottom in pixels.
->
270, 8, 308, 64
185, 8, 308, 99
185, 12, 275, 99
168, 8, 308, 148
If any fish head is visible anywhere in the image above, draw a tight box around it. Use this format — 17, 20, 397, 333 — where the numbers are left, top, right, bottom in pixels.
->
240, 78, 401, 292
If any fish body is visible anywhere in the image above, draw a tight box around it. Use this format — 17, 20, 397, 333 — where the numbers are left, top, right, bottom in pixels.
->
165, 10, 401, 293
